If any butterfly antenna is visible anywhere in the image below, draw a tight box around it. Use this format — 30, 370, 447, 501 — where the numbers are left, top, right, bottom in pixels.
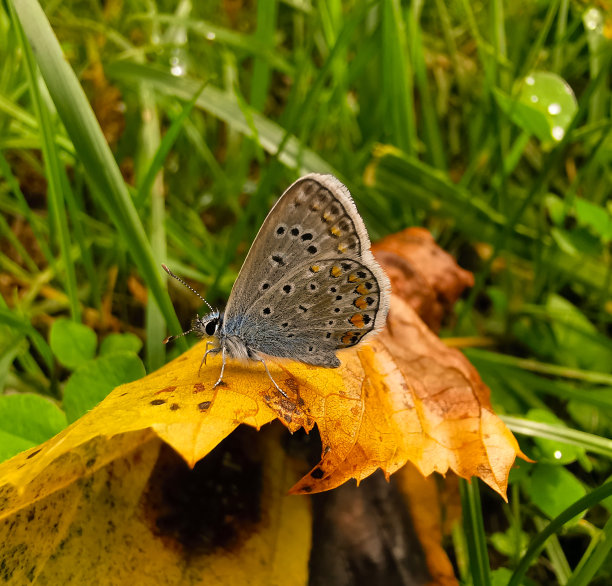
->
163, 328, 196, 345
162, 264, 214, 312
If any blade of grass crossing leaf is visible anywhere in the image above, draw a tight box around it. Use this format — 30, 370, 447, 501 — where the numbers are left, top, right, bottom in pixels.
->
11, 0, 185, 349
11, 7, 81, 321
459, 478, 491, 586
381, 0, 415, 153
489, 131, 530, 192
508, 482, 612, 586
566, 514, 612, 586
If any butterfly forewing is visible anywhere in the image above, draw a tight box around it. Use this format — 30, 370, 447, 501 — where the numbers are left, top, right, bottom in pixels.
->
223, 174, 390, 366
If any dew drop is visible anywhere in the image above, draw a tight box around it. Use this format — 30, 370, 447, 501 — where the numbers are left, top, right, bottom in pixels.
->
584, 8, 602, 32
525, 75, 535, 86
169, 52, 187, 77
548, 103, 561, 115
530, 95, 539, 103
170, 62, 186, 77
554, 450, 563, 460
552, 126, 565, 141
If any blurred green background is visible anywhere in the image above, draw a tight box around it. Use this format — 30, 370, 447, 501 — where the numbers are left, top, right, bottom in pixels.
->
0, 0, 611, 583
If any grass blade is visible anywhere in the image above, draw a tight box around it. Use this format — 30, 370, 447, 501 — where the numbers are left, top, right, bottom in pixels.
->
11, 0, 185, 349
460, 478, 492, 586
11, 5, 80, 321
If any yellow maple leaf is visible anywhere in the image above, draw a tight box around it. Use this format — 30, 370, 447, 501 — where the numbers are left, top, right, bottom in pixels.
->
0, 227, 526, 582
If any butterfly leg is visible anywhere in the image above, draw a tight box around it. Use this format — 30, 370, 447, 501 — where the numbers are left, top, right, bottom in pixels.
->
258, 357, 289, 399
200, 342, 220, 374
213, 345, 227, 388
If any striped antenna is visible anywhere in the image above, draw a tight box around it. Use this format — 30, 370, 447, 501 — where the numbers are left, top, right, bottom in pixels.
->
162, 264, 214, 312
163, 328, 196, 344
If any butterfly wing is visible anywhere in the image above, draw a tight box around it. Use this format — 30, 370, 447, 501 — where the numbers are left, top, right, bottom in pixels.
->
223, 174, 390, 366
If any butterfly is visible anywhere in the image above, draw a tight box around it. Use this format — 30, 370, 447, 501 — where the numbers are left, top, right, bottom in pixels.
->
163, 174, 390, 398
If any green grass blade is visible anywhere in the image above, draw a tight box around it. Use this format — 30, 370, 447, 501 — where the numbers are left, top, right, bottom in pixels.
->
250, 0, 278, 110
138, 84, 166, 371
460, 478, 492, 586
0, 307, 53, 371
373, 151, 609, 295
408, 1, 446, 169
566, 514, 612, 586
11, 0, 185, 349
107, 62, 334, 176
465, 348, 612, 385
11, 5, 80, 321
381, 0, 415, 153
135, 83, 206, 210
502, 415, 612, 458
508, 482, 612, 586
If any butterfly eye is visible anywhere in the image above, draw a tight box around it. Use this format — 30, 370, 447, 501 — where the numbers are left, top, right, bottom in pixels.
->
205, 319, 218, 336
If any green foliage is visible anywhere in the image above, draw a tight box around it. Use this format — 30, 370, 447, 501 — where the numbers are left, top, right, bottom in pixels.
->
99, 333, 143, 356
0, 393, 67, 461
63, 352, 145, 422
529, 464, 587, 524
0, 0, 610, 583
49, 318, 98, 369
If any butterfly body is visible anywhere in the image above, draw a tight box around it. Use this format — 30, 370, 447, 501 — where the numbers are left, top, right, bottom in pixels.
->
165, 174, 390, 395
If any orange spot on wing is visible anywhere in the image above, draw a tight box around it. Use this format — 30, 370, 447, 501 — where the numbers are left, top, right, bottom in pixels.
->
330, 226, 342, 237
341, 333, 353, 345
310, 265, 320, 273
356, 283, 369, 294
337, 244, 347, 253
330, 266, 342, 278
349, 314, 365, 328
348, 273, 359, 283
354, 297, 368, 310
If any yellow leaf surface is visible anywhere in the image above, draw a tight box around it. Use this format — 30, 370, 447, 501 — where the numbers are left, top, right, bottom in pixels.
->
0, 426, 311, 585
